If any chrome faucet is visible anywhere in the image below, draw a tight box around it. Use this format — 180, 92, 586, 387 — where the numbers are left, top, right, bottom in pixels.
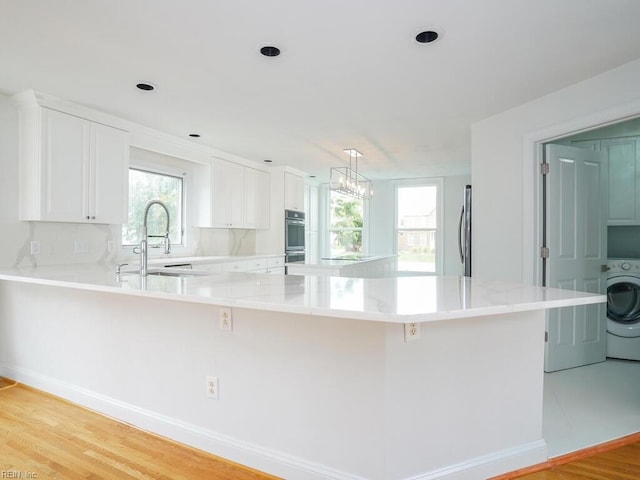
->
139, 200, 171, 276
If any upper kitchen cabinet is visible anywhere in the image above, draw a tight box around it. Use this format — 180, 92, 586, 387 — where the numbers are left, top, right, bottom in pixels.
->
573, 137, 640, 225
197, 158, 271, 229
245, 167, 270, 229
17, 101, 129, 224
211, 157, 245, 228
284, 171, 305, 211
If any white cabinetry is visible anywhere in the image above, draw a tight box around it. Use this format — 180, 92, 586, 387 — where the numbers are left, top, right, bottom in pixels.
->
244, 168, 270, 229
18, 106, 128, 223
211, 158, 245, 228
603, 138, 640, 225
285, 172, 305, 211
573, 137, 640, 225
200, 159, 271, 229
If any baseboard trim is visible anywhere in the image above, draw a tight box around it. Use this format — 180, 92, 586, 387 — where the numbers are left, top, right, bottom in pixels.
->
406, 440, 547, 480
1, 365, 551, 480
490, 431, 640, 479
0, 366, 368, 480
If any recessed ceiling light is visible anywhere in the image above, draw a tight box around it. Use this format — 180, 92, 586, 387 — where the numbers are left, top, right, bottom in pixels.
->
415, 30, 439, 44
189, 133, 201, 138
263, 159, 273, 163
260, 46, 281, 57
136, 82, 156, 91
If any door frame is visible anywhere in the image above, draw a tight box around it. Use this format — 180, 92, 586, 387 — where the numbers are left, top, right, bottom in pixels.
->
522, 101, 640, 286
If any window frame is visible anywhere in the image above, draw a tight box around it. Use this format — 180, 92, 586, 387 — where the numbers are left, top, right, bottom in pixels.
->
394, 178, 444, 274
326, 188, 369, 257
122, 153, 190, 256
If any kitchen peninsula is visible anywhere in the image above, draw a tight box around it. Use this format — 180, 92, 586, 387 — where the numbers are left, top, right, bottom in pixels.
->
0, 265, 604, 480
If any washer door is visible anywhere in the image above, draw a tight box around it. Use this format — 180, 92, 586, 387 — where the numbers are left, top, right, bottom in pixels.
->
607, 275, 640, 337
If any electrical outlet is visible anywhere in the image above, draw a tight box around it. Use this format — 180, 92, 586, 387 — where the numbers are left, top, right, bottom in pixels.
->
206, 376, 219, 400
30, 241, 41, 255
219, 307, 233, 331
404, 322, 421, 342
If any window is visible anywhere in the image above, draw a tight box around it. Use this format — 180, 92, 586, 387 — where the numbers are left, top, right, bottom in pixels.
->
396, 181, 442, 272
122, 168, 184, 247
328, 191, 364, 257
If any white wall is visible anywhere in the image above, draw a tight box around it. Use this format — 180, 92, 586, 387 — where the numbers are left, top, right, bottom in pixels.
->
471, 58, 640, 283
368, 175, 470, 275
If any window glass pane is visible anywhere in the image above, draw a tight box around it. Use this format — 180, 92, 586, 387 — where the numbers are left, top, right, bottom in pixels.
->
396, 185, 438, 272
122, 169, 183, 246
397, 230, 436, 272
329, 191, 363, 256
397, 186, 437, 228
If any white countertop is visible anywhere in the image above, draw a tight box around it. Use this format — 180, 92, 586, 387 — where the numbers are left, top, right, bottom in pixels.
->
0, 264, 605, 324
285, 254, 395, 267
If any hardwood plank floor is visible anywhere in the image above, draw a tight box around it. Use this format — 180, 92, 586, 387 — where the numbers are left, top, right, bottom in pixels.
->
494, 433, 640, 480
3, 378, 640, 480
0, 380, 280, 480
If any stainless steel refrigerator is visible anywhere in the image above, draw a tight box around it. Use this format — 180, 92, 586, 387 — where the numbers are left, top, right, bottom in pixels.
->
458, 184, 472, 277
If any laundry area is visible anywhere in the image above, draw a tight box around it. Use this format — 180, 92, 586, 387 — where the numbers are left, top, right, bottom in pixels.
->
543, 117, 640, 457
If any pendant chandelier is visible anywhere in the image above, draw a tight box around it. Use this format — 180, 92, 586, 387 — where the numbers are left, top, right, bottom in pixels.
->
329, 149, 373, 199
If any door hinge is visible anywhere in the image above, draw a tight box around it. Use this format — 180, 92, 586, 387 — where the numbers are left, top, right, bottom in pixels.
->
540, 163, 550, 175
540, 246, 550, 259
545, 331, 549, 343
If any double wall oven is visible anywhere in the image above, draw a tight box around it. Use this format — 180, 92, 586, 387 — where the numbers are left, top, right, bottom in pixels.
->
285, 209, 305, 264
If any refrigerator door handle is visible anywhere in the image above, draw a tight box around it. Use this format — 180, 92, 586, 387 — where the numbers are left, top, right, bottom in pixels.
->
458, 205, 465, 263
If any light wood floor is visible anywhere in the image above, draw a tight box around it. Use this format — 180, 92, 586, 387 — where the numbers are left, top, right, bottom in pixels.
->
493, 433, 640, 480
2, 378, 639, 480
0, 379, 280, 480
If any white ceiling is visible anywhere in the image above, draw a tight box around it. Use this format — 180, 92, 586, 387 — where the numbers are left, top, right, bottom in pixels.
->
2, 0, 640, 181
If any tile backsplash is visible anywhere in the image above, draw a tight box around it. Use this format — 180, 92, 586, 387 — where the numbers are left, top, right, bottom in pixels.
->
608, 226, 640, 259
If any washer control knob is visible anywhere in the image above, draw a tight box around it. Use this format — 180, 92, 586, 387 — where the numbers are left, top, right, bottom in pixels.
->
622, 262, 631, 271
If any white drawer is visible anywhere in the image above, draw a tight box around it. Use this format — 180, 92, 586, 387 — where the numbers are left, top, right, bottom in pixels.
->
223, 260, 249, 272
198, 263, 223, 274
267, 256, 285, 268
246, 258, 268, 271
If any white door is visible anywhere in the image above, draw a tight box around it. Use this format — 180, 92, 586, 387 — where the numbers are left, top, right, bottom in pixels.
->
545, 144, 608, 372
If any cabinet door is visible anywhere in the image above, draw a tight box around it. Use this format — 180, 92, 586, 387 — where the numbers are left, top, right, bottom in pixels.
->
256, 170, 270, 229
602, 138, 638, 225
285, 172, 304, 211
244, 167, 258, 228
211, 159, 231, 227
91, 123, 128, 224
41, 108, 89, 222
211, 158, 245, 227
227, 162, 245, 227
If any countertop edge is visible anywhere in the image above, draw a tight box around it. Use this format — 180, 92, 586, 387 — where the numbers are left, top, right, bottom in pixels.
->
0, 270, 606, 325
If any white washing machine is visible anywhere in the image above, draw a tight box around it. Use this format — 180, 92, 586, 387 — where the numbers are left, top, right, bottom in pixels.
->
607, 259, 640, 361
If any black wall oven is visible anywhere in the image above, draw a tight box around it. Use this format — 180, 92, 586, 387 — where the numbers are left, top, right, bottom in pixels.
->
285, 209, 305, 264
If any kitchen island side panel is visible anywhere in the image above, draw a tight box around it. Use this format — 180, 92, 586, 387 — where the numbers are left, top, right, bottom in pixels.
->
0, 280, 387, 480
384, 311, 546, 479
0, 280, 548, 479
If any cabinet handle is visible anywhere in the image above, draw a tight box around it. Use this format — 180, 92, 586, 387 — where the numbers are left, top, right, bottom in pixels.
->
91, 216, 96, 220
86, 216, 90, 220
